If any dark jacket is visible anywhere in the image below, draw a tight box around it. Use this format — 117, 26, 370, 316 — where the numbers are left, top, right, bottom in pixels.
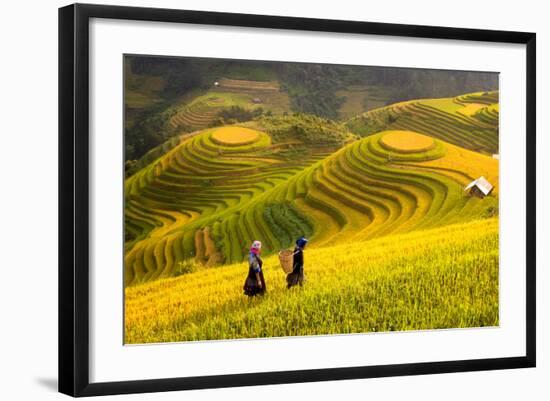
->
287, 246, 305, 288
292, 247, 304, 272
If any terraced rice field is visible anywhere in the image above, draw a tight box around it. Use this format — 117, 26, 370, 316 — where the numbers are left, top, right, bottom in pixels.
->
124, 125, 334, 285
218, 78, 280, 92
124, 90, 500, 344
455, 91, 499, 106
346, 91, 499, 155
380, 130, 435, 152
169, 92, 250, 130
170, 79, 290, 130
125, 218, 499, 343
474, 103, 499, 126
211, 126, 260, 145
125, 120, 498, 287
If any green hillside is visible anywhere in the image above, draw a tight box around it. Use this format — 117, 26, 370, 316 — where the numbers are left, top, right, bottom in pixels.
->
124, 92, 499, 287
346, 91, 499, 155
124, 57, 498, 161
168, 79, 290, 131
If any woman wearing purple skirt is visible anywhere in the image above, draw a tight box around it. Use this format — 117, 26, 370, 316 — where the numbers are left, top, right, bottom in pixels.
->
243, 240, 266, 296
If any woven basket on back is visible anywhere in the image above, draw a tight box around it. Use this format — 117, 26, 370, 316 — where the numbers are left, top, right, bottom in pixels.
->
278, 250, 294, 274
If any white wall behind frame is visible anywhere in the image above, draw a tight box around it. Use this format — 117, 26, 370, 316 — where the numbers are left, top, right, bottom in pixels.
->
89, 15, 526, 384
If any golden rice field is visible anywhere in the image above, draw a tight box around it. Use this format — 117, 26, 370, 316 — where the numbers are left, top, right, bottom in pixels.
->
380, 130, 435, 152
409, 138, 499, 195
124, 91, 500, 343
211, 126, 260, 145
346, 91, 499, 155
124, 121, 498, 286
125, 218, 499, 343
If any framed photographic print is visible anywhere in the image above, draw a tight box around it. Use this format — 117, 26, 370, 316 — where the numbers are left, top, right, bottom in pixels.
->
58, 3, 536, 397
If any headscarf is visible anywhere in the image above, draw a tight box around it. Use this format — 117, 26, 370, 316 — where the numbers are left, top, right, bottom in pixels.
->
250, 240, 262, 254
296, 237, 308, 249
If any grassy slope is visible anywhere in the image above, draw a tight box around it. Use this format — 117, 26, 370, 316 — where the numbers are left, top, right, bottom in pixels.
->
124, 91, 500, 344
403, 138, 499, 195
125, 218, 498, 343
124, 120, 348, 285
124, 122, 498, 286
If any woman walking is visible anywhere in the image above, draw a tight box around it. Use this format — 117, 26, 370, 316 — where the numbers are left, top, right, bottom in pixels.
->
286, 237, 308, 289
243, 240, 266, 297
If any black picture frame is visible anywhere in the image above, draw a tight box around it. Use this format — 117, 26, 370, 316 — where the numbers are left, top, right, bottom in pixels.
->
58, 3, 536, 397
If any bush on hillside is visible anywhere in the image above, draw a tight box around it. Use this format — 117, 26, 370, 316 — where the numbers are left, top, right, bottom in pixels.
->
259, 113, 357, 147
345, 109, 398, 137
217, 106, 264, 123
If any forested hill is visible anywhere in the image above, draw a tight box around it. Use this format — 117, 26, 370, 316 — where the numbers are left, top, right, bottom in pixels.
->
128, 56, 497, 117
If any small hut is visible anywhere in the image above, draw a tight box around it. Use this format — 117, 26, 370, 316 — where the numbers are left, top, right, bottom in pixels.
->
464, 176, 493, 198
214, 81, 219, 87
252, 97, 263, 104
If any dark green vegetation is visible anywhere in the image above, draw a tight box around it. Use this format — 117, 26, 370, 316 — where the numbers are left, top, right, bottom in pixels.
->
258, 114, 357, 147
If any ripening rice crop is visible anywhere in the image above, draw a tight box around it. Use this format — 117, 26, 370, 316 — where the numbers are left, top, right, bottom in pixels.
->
345, 91, 499, 155
211, 126, 261, 145
124, 91, 500, 344
124, 123, 338, 286
458, 103, 486, 116
124, 117, 499, 287
170, 92, 252, 130
125, 218, 499, 343
405, 139, 499, 195
379, 130, 435, 152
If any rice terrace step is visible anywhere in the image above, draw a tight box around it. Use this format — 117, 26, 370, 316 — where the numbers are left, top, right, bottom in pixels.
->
123, 55, 500, 344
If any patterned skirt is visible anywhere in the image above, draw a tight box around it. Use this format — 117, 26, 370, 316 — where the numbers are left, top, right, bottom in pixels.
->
243, 270, 266, 296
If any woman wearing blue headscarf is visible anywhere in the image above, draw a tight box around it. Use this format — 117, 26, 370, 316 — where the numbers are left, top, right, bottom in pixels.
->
286, 236, 308, 289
